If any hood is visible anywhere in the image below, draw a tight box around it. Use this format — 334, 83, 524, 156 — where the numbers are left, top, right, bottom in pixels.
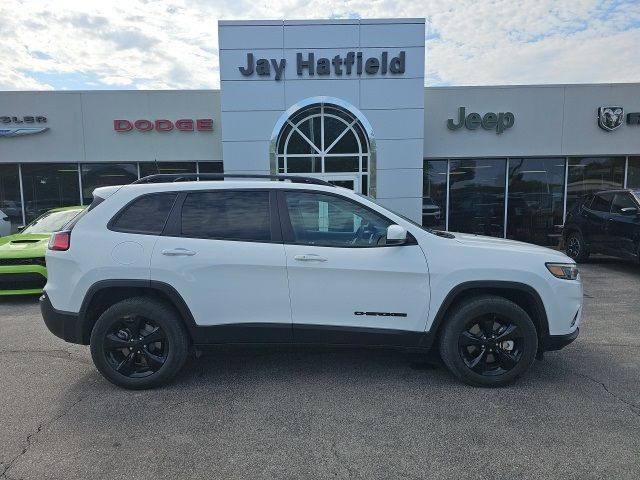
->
452, 232, 571, 260
0, 233, 50, 258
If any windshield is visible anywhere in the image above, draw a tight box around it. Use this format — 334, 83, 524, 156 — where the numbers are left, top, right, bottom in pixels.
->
22, 209, 83, 234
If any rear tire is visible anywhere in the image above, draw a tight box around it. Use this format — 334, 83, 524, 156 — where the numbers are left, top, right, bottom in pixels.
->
90, 297, 189, 390
439, 295, 538, 387
565, 231, 590, 262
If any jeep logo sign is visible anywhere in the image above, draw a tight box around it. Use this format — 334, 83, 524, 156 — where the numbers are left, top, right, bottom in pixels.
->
447, 107, 515, 134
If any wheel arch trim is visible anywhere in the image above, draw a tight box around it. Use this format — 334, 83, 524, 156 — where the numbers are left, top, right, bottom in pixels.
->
79, 279, 198, 341
428, 281, 550, 342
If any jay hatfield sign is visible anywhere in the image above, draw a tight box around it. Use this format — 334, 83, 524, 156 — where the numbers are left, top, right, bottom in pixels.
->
114, 118, 213, 133
239, 51, 406, 80
0, 115, 49, 138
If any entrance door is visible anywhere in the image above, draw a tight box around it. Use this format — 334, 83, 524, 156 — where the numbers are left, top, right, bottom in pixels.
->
320, 174, 360, 192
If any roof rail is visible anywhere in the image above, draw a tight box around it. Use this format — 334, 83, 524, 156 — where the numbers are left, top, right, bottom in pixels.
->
131, 173, 335, 187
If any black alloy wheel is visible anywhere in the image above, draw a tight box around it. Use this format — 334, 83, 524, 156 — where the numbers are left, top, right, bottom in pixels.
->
90, 297, 189, 389
438, 295, 538, 387
458, 315, 523, 376
566, 235, 580, 258
103, 315, 168, 378
565, 231, 589, 262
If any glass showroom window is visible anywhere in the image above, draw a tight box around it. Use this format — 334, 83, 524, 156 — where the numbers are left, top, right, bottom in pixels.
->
275, 103, 370, 194
507, 158, 566, 246
198, 162, 224, 174
422, 160, 447, 230
21, 164, 81, 223
139, 162, 197, 178
448, 158, 506, 238
627, 157, 640, 189
81, 163, 137, 204
0, 164, 23, 232
566, 156, 625, 213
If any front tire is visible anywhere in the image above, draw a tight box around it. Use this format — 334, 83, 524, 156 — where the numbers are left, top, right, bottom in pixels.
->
90, 297, 189, 389
565, 231, 590, 262
439, 295, 538, 387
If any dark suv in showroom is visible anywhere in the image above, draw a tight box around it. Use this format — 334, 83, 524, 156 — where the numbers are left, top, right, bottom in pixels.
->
563, 189, 640, 263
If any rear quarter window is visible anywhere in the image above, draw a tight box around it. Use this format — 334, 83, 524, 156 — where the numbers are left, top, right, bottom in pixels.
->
110, 193, 178, 235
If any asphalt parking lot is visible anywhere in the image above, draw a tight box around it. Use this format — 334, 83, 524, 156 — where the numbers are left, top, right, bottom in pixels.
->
1, 258, 639, 480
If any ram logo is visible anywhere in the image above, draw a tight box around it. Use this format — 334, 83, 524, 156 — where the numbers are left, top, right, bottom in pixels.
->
598, 106, 624, 131
0, 127, 49, 138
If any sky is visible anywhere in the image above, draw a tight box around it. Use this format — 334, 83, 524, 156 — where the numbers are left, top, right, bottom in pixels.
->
1, 0, 639, 90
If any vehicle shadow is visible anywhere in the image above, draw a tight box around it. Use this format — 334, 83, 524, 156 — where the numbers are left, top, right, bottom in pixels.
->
0, 294, 40, 305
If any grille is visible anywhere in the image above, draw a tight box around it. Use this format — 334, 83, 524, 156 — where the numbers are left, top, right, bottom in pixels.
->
0, 257, 46, 267
0, 272, 47, 290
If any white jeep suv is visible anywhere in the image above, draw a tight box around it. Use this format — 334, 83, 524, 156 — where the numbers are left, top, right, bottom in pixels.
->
40, 174, 582, 389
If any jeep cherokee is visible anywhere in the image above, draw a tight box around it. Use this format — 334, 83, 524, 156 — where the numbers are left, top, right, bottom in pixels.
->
40, 174, 582, 389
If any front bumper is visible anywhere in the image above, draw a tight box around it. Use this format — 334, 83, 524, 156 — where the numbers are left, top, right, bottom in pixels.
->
543, 328, 579, 351
0, 264, 47, 295
39, 292, 85, 344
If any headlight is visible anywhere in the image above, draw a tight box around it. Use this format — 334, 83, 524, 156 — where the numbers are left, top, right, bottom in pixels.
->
546, 262, 579, 280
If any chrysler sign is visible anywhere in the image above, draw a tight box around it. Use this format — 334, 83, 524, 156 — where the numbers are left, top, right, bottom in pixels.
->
0, 115, 49, 138
114, 118, 214, 133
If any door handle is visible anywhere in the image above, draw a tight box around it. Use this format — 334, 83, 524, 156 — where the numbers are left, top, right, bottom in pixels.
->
294, 254, 328, 262
161, 248, 196, 257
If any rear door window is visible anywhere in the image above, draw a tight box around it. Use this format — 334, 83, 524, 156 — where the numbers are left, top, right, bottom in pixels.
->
110, 193, 177, 234
180, 191, 271, 242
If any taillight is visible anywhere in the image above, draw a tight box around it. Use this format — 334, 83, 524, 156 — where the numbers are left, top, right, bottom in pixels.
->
48, 231, 71, 251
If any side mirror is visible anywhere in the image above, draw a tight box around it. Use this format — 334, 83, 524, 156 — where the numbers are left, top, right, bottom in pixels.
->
620, 207, 639, 216
17, 225, 25, 232
386, 224, 407, 245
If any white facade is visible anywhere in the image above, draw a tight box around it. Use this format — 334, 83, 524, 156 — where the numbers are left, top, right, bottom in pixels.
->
218, 19, 425, 220
0, 90, 222, 163
425, 84, 640, 158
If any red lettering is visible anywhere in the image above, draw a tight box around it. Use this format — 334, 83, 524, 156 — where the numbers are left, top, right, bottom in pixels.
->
155, 119, 174, 131
196, 119, 213, 131
134, 119, 154, 132
114, 118, 213, 133
114, 119, 132, 132
175, 119, 194, 131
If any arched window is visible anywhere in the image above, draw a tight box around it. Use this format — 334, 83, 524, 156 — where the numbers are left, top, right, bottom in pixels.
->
274, 102, 371, 195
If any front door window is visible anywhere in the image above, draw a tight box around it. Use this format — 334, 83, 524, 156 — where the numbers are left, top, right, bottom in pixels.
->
283, 191, 392, 247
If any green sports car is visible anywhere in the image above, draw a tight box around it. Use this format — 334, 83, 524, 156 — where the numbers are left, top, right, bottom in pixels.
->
0, 206, 84, 296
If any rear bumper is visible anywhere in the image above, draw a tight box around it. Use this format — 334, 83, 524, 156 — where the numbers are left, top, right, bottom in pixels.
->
39, 292, 85, 344
543, 328, 579, 351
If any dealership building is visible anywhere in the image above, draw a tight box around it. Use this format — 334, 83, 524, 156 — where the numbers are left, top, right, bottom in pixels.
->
1, 18, 639, 246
